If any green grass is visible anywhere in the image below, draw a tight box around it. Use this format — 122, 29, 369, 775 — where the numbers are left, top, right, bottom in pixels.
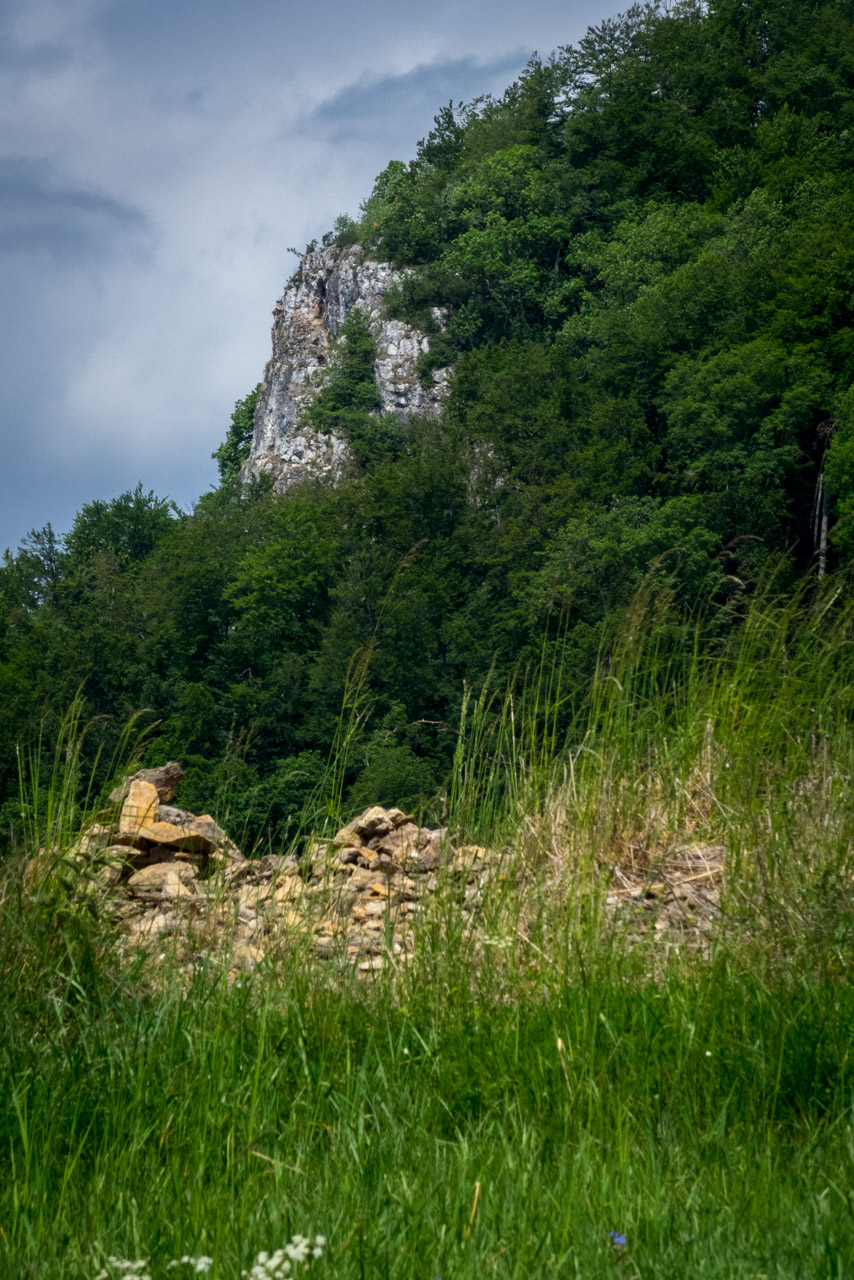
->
3, 578, 854, 1278
2, 943, 852, 1279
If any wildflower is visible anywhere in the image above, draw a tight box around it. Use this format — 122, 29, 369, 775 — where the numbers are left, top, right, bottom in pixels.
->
608, 1232, 627, 1248
705, 1050, 712, 1057
96, 1262, 152, 1280
242, 1234, 324, 1278
286, 1237, 309, 1263
168, 1258, 213, 1273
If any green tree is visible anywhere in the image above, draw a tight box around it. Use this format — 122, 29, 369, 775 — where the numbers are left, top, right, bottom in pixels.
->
306, 309, 408, 471
64, 485, 178, 574
213, 384, 261, 482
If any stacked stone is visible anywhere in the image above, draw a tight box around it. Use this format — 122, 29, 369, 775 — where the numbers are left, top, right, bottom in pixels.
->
35, 762, 501, 983
28, 764, 728, 977
70, 762, 244, 889
189, 806, 501, 975
37, 767, 503, 979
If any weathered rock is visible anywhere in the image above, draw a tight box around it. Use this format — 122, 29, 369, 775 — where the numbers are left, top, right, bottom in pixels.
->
98, 844, 137, 878
454, 845, 504, 877
272, 875, 304, 905
336, 846, 362, 866
56, 797, 519, 981
330, 825, 362, 850
127, 861, 196, 898
385, 808, 416, 828
357, 850, 394, 874
338, 805, 395, 843
110, 762, 185, 806
119, 780, 159, 833
69, 824, 115, 856
374, 821, 420, 864
118, 784, 244, 861
243, 245, 450, 492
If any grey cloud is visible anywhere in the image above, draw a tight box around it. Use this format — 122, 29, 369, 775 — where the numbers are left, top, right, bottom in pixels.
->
0, 157, 149, 260
308, 54, 527, 143
0, 39, 73, 73
0, 0, 619, 555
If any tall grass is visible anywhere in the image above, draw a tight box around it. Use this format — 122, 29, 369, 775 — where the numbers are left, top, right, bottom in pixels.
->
13, 697, 151, 863
447, 577, 854, 960
2, 581, 854, 1278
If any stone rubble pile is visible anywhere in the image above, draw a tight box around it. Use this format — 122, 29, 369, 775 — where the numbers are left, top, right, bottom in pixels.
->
68, 762, 244, 889
606, 843, 724, 951
27, 763, 727, 978
58, 765, 505, 979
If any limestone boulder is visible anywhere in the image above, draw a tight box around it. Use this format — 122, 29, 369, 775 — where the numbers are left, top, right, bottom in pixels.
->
119, 780, 159, 834
331, 805, 416, 849
127, 861, 196, 897
110, 762, 185, 806
374, 822, 420, 865
117, 782, 244, 861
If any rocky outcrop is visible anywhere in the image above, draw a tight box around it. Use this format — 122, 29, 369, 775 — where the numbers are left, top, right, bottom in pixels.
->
242, 245, 449, 490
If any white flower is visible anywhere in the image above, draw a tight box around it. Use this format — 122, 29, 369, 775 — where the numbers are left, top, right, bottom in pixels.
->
285, 1238, 309, 1264
102, 1259, 150, 1278
241, 1234, 323, 1278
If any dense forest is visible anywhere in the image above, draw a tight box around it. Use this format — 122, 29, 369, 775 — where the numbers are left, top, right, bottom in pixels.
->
2, 0, 854, 851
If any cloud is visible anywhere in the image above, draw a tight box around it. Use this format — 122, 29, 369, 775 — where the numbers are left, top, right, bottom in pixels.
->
0, 39, 73, 73
0, 0, 619, 555
308, 53, 527, 144
0, 155, 149, 259
2, 0, 113, 48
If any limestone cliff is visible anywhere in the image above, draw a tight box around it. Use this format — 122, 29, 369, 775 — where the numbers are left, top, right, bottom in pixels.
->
242, 244, 449, 489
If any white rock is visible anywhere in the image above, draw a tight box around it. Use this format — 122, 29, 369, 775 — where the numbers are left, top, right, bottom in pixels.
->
242, 244, 450, 490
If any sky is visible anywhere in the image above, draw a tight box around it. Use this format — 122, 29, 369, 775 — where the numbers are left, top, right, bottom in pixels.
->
0, 0, 617, 555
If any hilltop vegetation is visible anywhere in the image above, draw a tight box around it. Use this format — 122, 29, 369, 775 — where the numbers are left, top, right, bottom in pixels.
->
2, 0, 854, 849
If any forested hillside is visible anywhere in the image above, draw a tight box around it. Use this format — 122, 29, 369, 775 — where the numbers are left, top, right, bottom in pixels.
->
2, 0, 854, 851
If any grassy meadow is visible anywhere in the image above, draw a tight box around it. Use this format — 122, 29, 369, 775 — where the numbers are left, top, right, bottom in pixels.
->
2, 583, 854, 1279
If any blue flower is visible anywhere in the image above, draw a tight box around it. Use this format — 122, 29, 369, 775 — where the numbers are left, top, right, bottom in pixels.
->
608, 1232, 627, 1247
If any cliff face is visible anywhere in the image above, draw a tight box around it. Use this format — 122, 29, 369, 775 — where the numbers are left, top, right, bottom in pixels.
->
242, 245, 449, 489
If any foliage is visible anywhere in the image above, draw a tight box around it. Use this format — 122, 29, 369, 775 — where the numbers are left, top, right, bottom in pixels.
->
303, 308, 411, 472
2, 0, 854, 851
3, 10, 854, 1272
212, 384, 261, 482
